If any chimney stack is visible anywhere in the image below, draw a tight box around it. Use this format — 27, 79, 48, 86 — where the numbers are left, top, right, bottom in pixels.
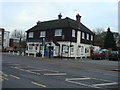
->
58, 13, 62, 19
76, 14, 81, 28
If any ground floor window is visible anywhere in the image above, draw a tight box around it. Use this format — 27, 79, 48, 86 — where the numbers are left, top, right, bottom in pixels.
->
55, 46, 59, 54
81, 46, 84, 53
35, 46, 37, 50
70, 46, 74, 53
85, 48, 89, 53
29, 44, 33, 50
62, 45, 69, 53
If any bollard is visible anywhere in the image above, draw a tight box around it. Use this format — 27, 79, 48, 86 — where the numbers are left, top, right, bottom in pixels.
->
9, 51, 10, 54
13, 51, 14, 55
22, 52, 24, 56
34, 52, 36, 57
28, 52, 29, 56
81, 56, 82, 59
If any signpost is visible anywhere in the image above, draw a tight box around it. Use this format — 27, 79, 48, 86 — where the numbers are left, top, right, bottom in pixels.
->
42, 38, 45, 58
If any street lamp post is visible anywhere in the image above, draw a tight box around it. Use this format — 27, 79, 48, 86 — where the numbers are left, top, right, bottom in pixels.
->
42, 38, 45, 58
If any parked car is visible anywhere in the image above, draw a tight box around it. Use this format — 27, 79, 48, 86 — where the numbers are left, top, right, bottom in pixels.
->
109, 51, 120, 61
91, 51, 105, 60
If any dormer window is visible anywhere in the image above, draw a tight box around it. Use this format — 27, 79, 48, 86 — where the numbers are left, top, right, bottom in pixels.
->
28, 32, 34, 38
55, 29, 62, 36
40, 31, 46, 37
82, 32, 85, 39
72, 29, 75, 37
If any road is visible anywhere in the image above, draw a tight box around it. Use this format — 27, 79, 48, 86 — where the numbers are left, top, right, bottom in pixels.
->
1, 53, 120, 90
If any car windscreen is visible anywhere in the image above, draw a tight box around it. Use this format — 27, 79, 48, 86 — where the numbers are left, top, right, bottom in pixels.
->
93, 51, 99, 54
110, 51, 118, 55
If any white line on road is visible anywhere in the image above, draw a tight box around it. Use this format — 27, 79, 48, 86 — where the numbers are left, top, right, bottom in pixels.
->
66, 79, 101, 89
12, 64, 20, 66
93, 82, 118, 87
65, 77, 91, 81
43, 69, 59, 73
30, 69, 52, 72
25, 70, 41, 75
44, 73, 67, 76
65, 77, 117, 90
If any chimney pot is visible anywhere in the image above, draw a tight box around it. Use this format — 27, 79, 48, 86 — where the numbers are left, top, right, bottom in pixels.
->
37, 21, 41, 24
76, 13, 81, 23
58, 13, 62, 19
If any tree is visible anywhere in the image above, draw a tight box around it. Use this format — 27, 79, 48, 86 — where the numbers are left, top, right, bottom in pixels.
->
11, 29, 26, 41
11, 29, 26, 51
103, 27, 117, 50
93, 28, 106, 47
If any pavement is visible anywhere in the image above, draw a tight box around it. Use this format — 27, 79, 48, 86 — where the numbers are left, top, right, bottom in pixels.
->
1, 52, 120, 90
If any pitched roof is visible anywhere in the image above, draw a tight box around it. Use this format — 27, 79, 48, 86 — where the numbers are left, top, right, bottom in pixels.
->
27, 17, 94, 34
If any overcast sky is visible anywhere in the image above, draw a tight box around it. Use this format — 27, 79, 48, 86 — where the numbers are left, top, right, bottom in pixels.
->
0, 0, 119, 34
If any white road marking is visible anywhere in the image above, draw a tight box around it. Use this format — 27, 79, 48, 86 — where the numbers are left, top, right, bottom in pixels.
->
43, 69, 59, 73
93, 82, 118, 87
25, 70, 41, 75
12, 64, 20, 66
30, 69, 47, 71
65, 77, 117, 90
65, 77, 90, 81
66, 79, 101, 89
44, 73, 67, 76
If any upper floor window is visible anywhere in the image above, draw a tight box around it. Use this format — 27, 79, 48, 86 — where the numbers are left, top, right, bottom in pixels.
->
91, 35, 93, 41
72, 29, 75, 37
40, 31, 46, 37
0, 31, 2, 35
82, 32, 85, 39
28, 32, 34, 38
87, 33, 89, 40
55, 29, 62, 36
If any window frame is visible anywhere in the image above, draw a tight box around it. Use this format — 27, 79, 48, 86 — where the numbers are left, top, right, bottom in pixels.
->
82, 32, 85, 39
0, 31, 2, 35
55, 29, 62, 36
71, 46, 74, 53
91, 35, 93, 41
29, 44, 33, 50
40, 31, 46, 37
62, 45, 69, 53
87, 33, 89, 40
28, 32, 34, 38
72, 29, 75, 37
